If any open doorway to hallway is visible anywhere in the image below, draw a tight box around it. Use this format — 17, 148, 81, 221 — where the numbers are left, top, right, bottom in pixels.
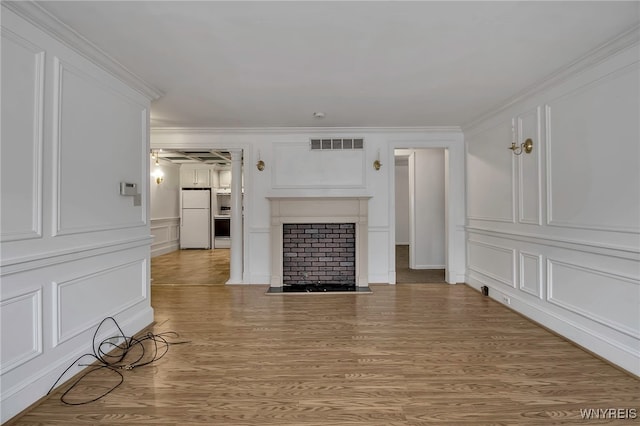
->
394, 149, 446, 283
149, 149, 239, 285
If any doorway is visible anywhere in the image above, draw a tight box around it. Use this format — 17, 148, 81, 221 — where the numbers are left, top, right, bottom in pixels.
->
149, 149, 239, 285
394, 149, 446, 283
388, 136, 465, 285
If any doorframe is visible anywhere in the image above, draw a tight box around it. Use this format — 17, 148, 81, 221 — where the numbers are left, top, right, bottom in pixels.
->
387, 136, 466, 284
150, 140, 252, 284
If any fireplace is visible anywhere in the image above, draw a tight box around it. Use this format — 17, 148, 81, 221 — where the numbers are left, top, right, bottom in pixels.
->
283, 223, 356, 289
268, 197, 370, 289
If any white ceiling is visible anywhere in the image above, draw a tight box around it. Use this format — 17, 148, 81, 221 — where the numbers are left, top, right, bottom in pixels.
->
36, 1, 639, 129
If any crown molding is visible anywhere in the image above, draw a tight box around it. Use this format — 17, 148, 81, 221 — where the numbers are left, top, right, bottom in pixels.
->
462, 24, 640, 131
150, 126, 463, 135
2, 1, 163, 101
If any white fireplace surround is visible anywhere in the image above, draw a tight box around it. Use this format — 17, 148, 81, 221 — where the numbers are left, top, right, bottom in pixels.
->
268, 196, 370, 287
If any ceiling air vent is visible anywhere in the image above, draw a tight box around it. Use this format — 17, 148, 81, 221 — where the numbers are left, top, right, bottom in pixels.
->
310, 138, 364, 151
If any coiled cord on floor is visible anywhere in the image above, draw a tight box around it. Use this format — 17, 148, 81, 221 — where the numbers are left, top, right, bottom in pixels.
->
47, 316, 189, 405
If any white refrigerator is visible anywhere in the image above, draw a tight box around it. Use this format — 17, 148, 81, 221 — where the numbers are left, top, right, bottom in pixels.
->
180, 189, 211, 249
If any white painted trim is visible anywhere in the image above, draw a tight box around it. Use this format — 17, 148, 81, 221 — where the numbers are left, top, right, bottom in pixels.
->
544, 64, 640, 234
0, 289, 42, 374
51, 57, 147, 236
518, 250, 543, 299
0, 236, 153, 274
0, 28, 45, 243
465, 226, 639, 260
52, 259, 148, 346
463, 24, 640, 131
467, 239, 516, 288
150, 217, 179, 257
2, 1, 162, 100
271, 141, 367, 190
412, 264, 446, 270
517, 106, 543, 226
152, 126, 463, 135
546, 258, 640, 339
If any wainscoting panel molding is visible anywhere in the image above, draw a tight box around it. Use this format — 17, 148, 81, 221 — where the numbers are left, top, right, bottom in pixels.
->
0, 28, 44, 242
53, 58, 147, 236
467, 239, 516, 288
0, 289, 42, 374
466, 120, 515, 223
545, 62, 640, 234
519, 251, 543, 298
547, 258, 639, 339
517, 107, 542, 225
150, 218, 180, 257
53, 259, 147, 346
272, 142, 366, 189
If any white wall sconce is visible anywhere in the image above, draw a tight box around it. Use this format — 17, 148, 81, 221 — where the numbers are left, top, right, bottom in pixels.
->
509, 119, 533, 155
373, 149, 382, 170
256, 150, 265, 171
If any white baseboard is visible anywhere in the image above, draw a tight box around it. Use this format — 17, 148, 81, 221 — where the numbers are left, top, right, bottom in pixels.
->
151, 243, 179, 258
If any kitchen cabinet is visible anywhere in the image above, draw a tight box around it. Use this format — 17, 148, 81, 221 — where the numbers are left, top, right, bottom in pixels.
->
218, 170, 231, 188
181, 167, 211, 187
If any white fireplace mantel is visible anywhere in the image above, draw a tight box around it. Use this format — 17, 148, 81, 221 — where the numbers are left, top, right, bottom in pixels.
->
268, 196, 371, 288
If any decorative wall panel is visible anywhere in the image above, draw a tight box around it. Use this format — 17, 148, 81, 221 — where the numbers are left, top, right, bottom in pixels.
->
467, 240, 515, 287
272, 142, 365, 189
519, 251, 542, 298
517, 107, 542, 225
466, 121, 515, 222
0, 290, 42, 374
546, 63, 640, 233
53, 260, 147, 346
54, 58, 147, 235
0, 29, 44, 242
548, 259, 639, 338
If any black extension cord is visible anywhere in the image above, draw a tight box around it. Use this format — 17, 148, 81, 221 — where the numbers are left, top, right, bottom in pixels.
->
47, 316, 189, 405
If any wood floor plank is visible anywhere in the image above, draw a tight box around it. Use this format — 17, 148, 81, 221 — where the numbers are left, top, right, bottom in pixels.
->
7, 282, 639, 425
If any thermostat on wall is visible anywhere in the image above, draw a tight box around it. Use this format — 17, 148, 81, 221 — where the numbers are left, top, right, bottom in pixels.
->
120, 182, 137, 196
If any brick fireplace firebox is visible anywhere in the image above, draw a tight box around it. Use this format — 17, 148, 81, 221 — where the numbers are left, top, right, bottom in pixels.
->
283, 223, 356, 285
268, 197, 370, 288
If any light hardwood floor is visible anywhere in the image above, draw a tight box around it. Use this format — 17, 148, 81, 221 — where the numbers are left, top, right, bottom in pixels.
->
151, 248, 230, 285
8, 282, 639, 425
395, 245, 445, 283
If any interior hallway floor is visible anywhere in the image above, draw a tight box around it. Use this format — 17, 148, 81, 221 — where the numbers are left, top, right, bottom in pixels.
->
395, 245, 446, 283
151, 248, 230, 285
